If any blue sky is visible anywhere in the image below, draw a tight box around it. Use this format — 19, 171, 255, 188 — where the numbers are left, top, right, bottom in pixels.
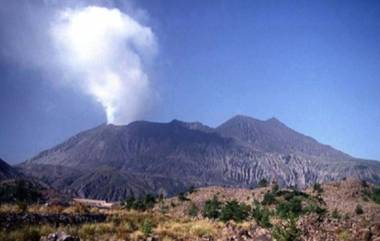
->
0, 0, 380, 163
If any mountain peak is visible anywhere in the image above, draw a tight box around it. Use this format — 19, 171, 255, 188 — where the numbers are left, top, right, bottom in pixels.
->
266, 117, 280, 122
226, 115, 284, 126
265, 117, 286, 127
19, 115, 376, 201
229, 114, 258, 121
169, 119, 214, 132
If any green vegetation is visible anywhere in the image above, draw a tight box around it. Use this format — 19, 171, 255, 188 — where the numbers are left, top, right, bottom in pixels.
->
202, 195, 221, 219
251, 201, 272, 228
0, 226, 44, 241
187, 203, 199, 217
371, 187, 380, 204
219, 200, 250, 222
272, 183, 280, 193
361, 182, 380, 204
258, 178, 269, 187
188, 185, 196, 194
272, 216, 301, 241
331, 208, 340, 219
178, 192, 190, 201
312, 183, 323, 193
304, 203, 326, 216
122, 193, 156, 211
2, 183, 358, 241
262, 192, 276, 205
276, 197, 302, 218
337, 230, 351, 241
140, 219, 153, 236
202, 197, 251, 223
0, 180, 43, 204
355, 204, 364, 215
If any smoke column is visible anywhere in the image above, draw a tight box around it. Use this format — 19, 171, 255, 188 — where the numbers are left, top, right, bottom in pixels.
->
51, 6, 157, 125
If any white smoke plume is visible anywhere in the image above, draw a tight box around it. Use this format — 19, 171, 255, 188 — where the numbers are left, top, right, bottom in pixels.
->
51, 6, 157, 125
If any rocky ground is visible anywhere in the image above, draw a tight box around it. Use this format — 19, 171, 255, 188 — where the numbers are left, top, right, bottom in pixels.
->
0, 178, 379, 241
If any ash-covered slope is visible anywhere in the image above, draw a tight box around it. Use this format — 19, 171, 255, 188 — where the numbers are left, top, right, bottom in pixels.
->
0, 158, 20, 181
19, 116, 380, 201
216, 115, 350, 160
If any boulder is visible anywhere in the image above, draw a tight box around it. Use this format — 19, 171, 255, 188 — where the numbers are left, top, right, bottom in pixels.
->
40, 232, 79, 241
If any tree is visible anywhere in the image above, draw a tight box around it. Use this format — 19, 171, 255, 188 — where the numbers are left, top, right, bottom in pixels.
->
371, 187, 380, 204
252, 201, 272, 228
262, 192, 276, 205
178, 192, 190, 201
140, 218, 153, 237
272, 183, 280, 194
122, 193, 156, 211
188, 185, 196, 194
331, 208, 340, 219
188, 202, 199, 217
203, 195, 221, 219
143, 193, 156, 209
123, 194, 136, 210
313, 183, 323, 193
276, 197, 303, 218
219, 200, 250, 222
258, 178, 269, 187
355, 204, 364, 215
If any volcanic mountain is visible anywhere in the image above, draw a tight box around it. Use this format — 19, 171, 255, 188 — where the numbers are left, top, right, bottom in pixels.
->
0, 158, 20, 181
19, 115, 380, 201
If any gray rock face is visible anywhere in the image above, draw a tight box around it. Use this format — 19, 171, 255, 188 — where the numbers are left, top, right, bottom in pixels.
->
19, 115, 380, 201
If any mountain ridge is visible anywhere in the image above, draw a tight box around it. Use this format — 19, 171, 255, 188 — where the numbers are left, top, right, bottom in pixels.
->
19, 115, 380, 200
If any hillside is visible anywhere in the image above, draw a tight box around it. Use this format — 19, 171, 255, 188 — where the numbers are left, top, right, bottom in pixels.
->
1, 179, 380, 241
19, 115, 380, 200
0, 158, 20, 181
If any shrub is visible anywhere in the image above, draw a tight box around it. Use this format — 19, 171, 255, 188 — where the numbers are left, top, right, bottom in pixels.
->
258, 178, 269, 187
5, 226, 41, 241
272, 183, 279, 194
202, 195, 221, 219
276, 190, 309, 201
178, 192, 190, 202
371, 187, 380, 204
355, 204, 364, 215
304, 203, 326, 216
276, 197, 303, 218
262, 192, 276, 205
158, 193, 165, 202
140, 219, 153, 237
143, 194, 157, 209
364, 229, 373, 241
123, 195, 136, 210
16, 201, 28, 213
337, 230, 351, 241
0, 180, 43, 204
313, 183, 323, 193
188, 202, 199, 217
272, 216, 301, 241
331, 208, 340, 219
188, 185, 196, 194
159, 203, 169, 214
189, 221, 216, 237
122, 193, 156, 211
252, 201, 272, 228
219, 200, 250, 222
